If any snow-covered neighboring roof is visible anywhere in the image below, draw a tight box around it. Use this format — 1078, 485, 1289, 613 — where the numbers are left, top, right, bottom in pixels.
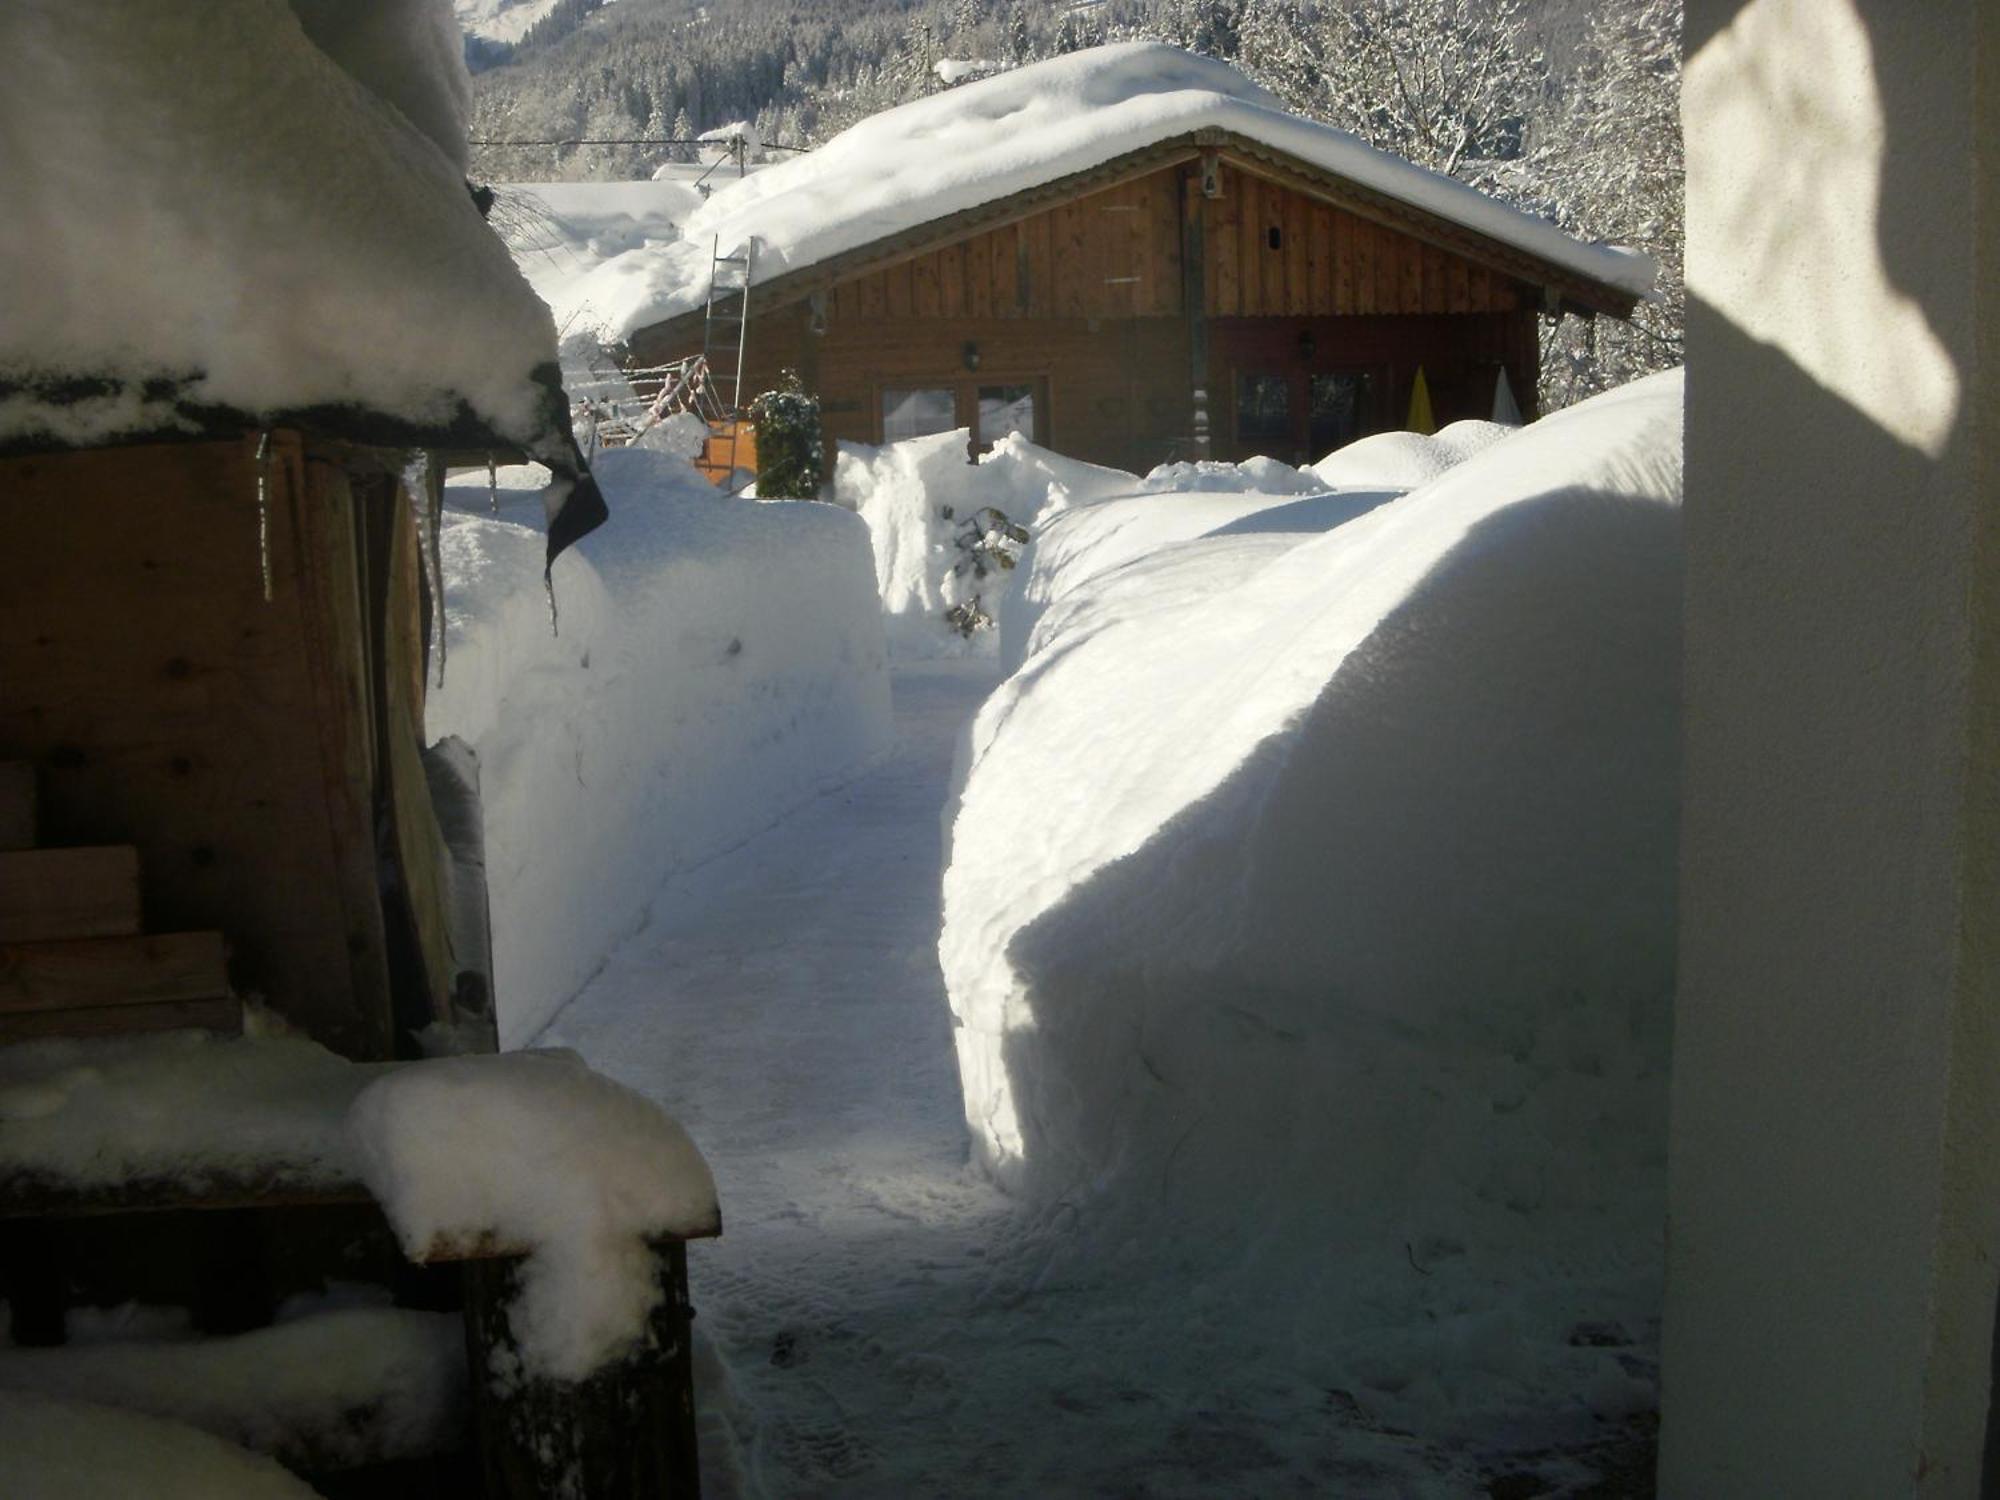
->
550, 43, 1652, 345
0, 0, 576, 468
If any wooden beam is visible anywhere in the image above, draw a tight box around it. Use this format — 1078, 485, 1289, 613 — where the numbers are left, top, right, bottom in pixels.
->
0, 931, 228, 1014
0, 764, 34, 853
0, 996, 240, 1044
1181, 166, 1211, 459
464, 1239, 704, 1500
0, 847, 141, 943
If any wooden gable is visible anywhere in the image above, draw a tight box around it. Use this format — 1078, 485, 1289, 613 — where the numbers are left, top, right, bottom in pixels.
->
802, 159, 1535, 330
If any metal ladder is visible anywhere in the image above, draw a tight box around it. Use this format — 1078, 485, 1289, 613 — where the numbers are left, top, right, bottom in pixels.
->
702, 236, 756, 484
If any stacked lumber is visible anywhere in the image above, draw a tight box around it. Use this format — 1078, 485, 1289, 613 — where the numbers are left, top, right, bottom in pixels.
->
0, 763, 237, 1043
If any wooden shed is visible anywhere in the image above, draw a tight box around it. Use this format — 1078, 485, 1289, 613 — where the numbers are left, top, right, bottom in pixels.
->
0, 5, 727, 1491
621, 57, 1645, 475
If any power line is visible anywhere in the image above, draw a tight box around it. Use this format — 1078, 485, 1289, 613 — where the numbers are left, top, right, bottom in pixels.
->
469, 136, 808, 150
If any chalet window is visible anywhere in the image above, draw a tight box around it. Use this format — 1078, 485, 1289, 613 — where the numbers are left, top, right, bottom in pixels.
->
975, 384, 1038, 450
1309, 373, 1374, 455
881, 387, 956, 442
1235, 373, 1292, 448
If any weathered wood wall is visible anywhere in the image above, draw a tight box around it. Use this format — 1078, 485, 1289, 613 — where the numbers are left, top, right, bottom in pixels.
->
0, 437, 431, 1059
1198, 163, 1530, 319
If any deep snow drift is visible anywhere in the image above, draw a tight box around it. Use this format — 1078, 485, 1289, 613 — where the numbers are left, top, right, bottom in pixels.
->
427, 447, 892, 1041
532, 43, 1650, 345
2, 1390, 324, 1500
941, 371, 1684, 1445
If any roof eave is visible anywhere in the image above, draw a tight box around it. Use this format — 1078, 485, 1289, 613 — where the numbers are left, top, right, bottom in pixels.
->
625, 130, 1642, 360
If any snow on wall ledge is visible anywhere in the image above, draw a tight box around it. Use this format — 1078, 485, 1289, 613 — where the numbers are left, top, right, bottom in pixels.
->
939, 372, 1683, 1431
429, 448, 891, 1043
0, 0, 563, 452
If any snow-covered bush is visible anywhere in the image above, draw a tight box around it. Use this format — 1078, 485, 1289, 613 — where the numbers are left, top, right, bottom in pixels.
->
747, 372, 824, 499
428, 448, 891, 1042
941, 371, 1684, 1432
837, 430, 1151, 657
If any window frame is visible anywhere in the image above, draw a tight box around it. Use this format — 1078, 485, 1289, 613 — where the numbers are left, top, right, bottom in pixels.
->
873, 374, 1050, 455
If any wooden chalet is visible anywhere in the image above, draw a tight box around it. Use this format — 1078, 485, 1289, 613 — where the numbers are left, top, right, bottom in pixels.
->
625, 88, 1644, 476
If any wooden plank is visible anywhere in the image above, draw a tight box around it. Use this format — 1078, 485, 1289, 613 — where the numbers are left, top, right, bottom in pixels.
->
937, 243, 965, 318
1447, 252, 1471, 313
0, 931, 227, 1014
1422, 243, 1446, 312
1024, 212, 1053, 317
1205, 189, 1227, 314
1330, 208, 1351, 315
0, 996, 240, 1044
377, 484, 460, 1034
989, 223, 1019, 316
1152, 172, 1176, 316
0, 847, 141, 943
912, 251, 942, 318
859, 269, 886, 320
1183, 168, 1211, 456
1120, 192, 1149, 320
883, 260, 913, 319
1399, 236, 1424, 313
1353, 216, 1376, 314
465, 1240, 702, 1500
1468, 262, 1492, 312
291, 457, 395, 1060
1285, 190, 1310, 316
1238, 172, 1262, 314
0, 764, 33, 853
1056, 203, 1081, 317
1377, 221, 1399, 312
967, 231, 993, 319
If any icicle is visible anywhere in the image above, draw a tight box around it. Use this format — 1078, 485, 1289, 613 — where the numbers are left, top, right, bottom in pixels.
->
487, 453, 499, 516
254, 429, 274, 602
544, 573, 561, 637
418, 454, 448, 690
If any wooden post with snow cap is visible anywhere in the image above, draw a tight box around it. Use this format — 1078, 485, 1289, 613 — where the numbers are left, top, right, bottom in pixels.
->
348, 1049, 722, 1500
458, 1236, 705, 1499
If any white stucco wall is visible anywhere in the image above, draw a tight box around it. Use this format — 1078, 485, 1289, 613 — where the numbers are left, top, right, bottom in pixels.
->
1663, 1, 2000, 1494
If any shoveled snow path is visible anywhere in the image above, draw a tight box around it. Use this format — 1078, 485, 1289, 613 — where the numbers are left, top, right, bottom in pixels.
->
538, 662, 1497, 1498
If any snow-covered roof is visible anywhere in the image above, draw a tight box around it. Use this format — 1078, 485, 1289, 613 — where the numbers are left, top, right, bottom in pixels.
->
0, 0, 578, 471
549, 43, 1652, 345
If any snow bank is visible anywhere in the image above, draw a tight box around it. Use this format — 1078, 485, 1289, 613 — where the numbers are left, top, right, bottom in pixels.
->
837, 430, 1146, 658
999, 456, 1407, 674
349, 1051, 718, 1382
1310, 418, 1514, 490
428, 447, 891, 1042
940, 372, 1683, 1436
548, 43, 1650, 343
2, 1391, 323, 1500
0, 0, 565, 455
0, 1308, 462, 1471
